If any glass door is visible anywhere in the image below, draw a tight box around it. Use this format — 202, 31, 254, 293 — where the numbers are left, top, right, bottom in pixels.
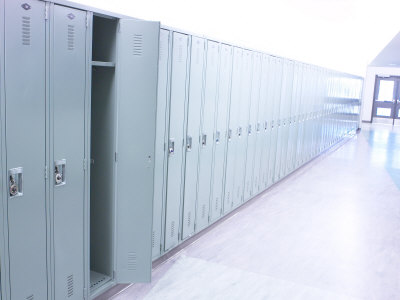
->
372, 76, 400, 125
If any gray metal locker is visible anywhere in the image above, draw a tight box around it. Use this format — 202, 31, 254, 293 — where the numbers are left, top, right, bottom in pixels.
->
196, 40, 219, 231
232, 49, 252, 207
114, 19, 160, 282
224, 47, 242, 213
152, 29, 171, 259
4, 0, 48, 299
164, 32, 189, 250
210, 43, 232, 222
244, 52, 261, 201
182, 36, 205, 239
51, 5, 87, 299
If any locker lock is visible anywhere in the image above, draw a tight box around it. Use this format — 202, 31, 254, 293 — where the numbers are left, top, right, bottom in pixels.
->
54, 159, 66, 186
8, 167, 23, 198
186, 136, 192, 152
168, 139, 175, 155
248, 125, 252, 135
237, 127, 242, 137
201, 134, 207, 147
228, 129, 232, 142
215, 131, 221, 144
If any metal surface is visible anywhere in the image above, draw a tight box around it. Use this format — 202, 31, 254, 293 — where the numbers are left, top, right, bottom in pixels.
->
4, 0, 48, 299
115, 19, 160, 283
51, 4, 86, 299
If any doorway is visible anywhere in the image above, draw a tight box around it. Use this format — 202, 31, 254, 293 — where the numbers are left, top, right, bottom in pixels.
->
372, 76, 400, 125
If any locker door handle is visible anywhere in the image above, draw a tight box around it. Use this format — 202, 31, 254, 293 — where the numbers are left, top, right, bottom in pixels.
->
9, 167, 23, 198
228, 129, 232, 141
248, 125, 252, 135
186, 136, 192, 152
237, 127, 242, 137
201, 134, 207, 147
264, 121, 268, 131
168, 139, 175, 155
256, 123, 261, 133
54, 159, 66, 186
215, 131, 221, 144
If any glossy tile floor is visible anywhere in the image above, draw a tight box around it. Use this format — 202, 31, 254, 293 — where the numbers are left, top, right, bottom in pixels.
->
101, 124, 400, 300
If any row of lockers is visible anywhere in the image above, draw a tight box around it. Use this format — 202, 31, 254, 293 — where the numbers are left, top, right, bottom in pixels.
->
152, 29, 363, 259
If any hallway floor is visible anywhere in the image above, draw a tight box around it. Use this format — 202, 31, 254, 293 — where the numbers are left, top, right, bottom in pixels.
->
102, 124, 400, 300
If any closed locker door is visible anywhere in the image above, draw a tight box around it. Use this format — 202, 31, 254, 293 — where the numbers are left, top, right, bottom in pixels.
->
243, 53, 261, 201
164, 32, 189, 251
196, 40, 219, 231
210, 44, 232, 222
51, 5, 86, 299
224, 47, 242, 213
152, 29, 170, 258
281, 61, 293, 177
255, 54, 270, 193
182, 36, 205, 239
4, 0, 48, 299
232, 50, 252, 207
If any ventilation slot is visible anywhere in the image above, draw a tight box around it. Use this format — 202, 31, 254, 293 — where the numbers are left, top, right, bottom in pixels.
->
67, 25, 75, 51
201, 204, 206, 219
26, 295, 34, 300
22, 16, 31, 46
133, 34, 143, 56
67, 274, 74, 298
128, 252, 137, 270
152, 230, 155, 248
187, 212, 191, 227
170, 221, 175, 237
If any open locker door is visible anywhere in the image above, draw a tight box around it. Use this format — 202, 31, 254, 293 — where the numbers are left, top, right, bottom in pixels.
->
115, 19, 160, 283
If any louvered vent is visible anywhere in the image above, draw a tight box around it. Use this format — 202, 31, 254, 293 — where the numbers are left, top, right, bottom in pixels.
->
22, 16, 31, 46
26, 295, 34, 300
67, 274, 74, 298
170, 221, 175, 237
67, 25, 75, 51
152, 230, 155, 248
133, 34, 143, 56
187, 212, 191, 227
201, 204, 206, 219
128, 252, 137, 270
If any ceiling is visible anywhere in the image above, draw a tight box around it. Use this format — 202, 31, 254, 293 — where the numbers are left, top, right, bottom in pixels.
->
72, 0, 400, 76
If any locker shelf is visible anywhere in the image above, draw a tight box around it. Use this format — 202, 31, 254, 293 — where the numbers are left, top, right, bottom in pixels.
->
92, 61, 115, 68
90, 270, 111, 291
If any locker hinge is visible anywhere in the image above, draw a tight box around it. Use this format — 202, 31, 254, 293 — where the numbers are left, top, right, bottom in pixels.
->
83, 158, 87, 170
86, 14, 90, 28
44, 4, 49, 20
44, 165, 48, 179
115, 152, 118, 162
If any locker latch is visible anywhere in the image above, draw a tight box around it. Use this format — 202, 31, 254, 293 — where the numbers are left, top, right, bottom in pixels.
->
9, 167, 23, 198
215, 131, 221, 144
228, 129, 232, 142
168, 139, 175, 155
237, 127, 242, 137
201, 134, 207, 147
54, 159, 66, 186
186, 136, 192, 152
264, 121, 268, 131
256, 123, 261, 133
248, 125, 252, 136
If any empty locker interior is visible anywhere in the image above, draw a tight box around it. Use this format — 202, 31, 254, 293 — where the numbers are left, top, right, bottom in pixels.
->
90, 15, 118, 292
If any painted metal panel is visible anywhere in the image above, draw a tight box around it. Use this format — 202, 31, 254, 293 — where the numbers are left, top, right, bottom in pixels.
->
181, 36, 205, 239
4, 0, 48, 298
224, 47, 242, 213
244, 52, 261, 201
51, 5, 86, 299
210, 44, 232, 222
232, 49, 252, 207
152, 29, 170, 259
196, 40, 219, 231
164, 32, 189, 250
115, 19, 160, 283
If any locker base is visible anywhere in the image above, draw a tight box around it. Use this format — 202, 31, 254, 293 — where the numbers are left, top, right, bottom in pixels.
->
90, 270, 111, 292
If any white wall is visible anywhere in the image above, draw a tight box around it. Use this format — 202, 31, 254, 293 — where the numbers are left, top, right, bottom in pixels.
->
361, 66, 400, 122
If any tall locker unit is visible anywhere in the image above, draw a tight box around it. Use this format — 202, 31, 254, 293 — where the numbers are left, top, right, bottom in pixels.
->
254, 54, 270, 193
152, 29, 171, 259
243, 52, 261, 201
210, 44, 233, 222
4, 0, 48, 299
268, 57, 283, 186
232, 50, 252, 207
182, 36, 205, 239
164, 32, 189, 251
50, 4, 87, 299
224, 47, 243, 213
196, 40, 219, 231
